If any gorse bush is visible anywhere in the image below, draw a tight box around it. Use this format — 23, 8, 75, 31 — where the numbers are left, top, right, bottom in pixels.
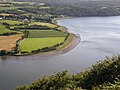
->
16, 55, 120, 90
74, 55, 120, 89
16, 71, 81, 90
93, 80, 120, 90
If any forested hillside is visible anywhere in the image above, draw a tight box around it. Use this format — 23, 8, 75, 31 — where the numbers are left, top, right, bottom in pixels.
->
11, 0, 120, 17
13, 0, 120, 7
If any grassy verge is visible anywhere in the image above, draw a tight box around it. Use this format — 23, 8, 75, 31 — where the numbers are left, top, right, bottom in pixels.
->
56, 34, 74, 50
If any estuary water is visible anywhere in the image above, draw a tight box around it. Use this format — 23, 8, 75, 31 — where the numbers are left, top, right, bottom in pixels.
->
1, 16, 120, 90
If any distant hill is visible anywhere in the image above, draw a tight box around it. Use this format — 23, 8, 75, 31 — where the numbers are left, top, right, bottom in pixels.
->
13, 0, 120, 8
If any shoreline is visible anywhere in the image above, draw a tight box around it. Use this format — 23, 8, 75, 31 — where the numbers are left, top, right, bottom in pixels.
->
14, 17, 81, 57
39, 18, 80, 57
13, 33, 80, 57
0, 18, 80, 57
34, 33, 80, 57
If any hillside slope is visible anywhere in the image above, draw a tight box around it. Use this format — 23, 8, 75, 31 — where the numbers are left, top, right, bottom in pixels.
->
13, 0, 120, 7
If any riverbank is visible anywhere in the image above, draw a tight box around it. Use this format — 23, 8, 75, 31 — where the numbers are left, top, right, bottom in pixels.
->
36, 33, 80, 57
13, 18, 80, 57
14, 33, 80, 57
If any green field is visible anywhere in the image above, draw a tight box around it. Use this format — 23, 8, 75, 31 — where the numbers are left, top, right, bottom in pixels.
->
0, 7, 19, 10
31, 22, 57, 28
0, 4, 10, 7
28, 30, 67, 38
0, 23, 11, 34
0, 23, 15, 34
0, 20, 23, 25
0, 23, 22, 34
19, 37, 65, 52
11, 2, 35, 4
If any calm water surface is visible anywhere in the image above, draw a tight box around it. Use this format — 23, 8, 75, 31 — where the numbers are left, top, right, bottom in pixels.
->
1, 16, 120, 90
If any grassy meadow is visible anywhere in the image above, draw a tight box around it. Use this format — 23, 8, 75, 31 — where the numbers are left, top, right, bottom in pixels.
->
0, 20, 23, 25
31, 22, 58, 28
19, 37, 65, 52
28, 30, 67, 38
0, 23, 22, 34
0, 7, 19, 10
0, 23, 11, 34
18, 29, 68, 52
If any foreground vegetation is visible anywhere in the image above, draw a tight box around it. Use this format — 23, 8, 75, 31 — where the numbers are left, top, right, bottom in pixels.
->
16, 55, 120, 90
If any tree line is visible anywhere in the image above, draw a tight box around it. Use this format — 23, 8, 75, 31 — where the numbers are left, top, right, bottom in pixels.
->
17, 4, 120, 17
40, 6, 120, 17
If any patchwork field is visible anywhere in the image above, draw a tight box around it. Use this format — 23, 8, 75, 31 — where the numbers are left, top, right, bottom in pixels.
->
19, 37, 65, 52
0, 34, 23, 51
28, 30, 67, 38
0, 2, 73, 56
0, 19, 69, 53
